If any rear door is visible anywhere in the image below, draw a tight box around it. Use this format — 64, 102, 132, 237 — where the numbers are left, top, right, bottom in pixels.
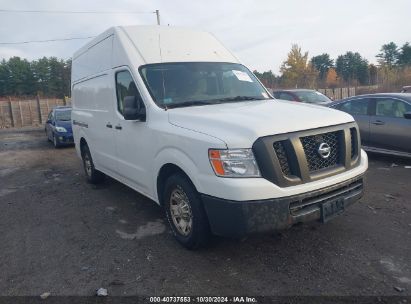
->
335, 98, 371, 144
369, 97, 411, 153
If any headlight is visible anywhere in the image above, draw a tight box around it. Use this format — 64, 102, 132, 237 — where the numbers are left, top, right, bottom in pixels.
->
55, 126, 67, 133
208, 149, 261, 177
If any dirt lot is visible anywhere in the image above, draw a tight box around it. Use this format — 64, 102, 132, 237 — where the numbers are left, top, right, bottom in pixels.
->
0, 128, 410, 297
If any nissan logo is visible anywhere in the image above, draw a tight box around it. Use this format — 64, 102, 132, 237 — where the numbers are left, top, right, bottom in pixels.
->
318, 142, 331, 159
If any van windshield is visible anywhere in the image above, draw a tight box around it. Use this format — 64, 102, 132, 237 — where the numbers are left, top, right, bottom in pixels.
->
139, 62, 270, 108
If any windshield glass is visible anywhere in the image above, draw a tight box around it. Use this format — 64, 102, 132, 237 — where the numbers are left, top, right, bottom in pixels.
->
139, 62, 270, 108
294, 91, 331, 104
55, 110, 71, 121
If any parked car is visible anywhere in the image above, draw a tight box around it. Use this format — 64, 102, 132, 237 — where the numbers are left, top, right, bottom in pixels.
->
45, 106, 73, 148
273, 89, 333, 105
71, 26, 368, 249
401, 86, 411, 93
329, 93, 411, 158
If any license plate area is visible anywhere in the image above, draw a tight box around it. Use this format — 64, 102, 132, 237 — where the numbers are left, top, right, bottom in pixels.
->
321, 198, 345, 223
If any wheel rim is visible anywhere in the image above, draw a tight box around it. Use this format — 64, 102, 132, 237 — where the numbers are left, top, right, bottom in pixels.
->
84, 154, 92, 177
169, 186, 193, 236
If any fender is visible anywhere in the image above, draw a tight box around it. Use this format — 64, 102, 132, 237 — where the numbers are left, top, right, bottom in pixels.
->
72, 109, 95, 159
73, 126, 99, 166
153, 147, 203, 203
74, 127, 88, 158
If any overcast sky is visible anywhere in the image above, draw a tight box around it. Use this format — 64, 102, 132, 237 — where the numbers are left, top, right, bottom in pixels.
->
0, 0, 410, 73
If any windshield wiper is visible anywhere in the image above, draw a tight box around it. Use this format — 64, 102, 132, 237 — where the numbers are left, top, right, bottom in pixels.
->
165, 96, 265, 109
217, 96, 265, 102
166, 100, 222, 109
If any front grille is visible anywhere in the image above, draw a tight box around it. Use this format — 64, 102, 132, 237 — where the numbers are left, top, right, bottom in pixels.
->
273, 141, 291, 176
350, 127, 357, 159
60, 136, 74, 143
300, 131, 340, 172
252, 122, 361, 187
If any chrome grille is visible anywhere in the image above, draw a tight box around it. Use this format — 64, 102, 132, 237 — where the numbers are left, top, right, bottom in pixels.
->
300, 131, 340, 172
273, 141, 291, 176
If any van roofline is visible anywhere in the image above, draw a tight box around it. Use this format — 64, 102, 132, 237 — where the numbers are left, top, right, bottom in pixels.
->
73, 25, 240, 65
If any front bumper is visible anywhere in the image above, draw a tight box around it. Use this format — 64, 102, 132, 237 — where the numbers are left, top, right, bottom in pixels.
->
201, 175, 364, 238
56, 133, 74, 144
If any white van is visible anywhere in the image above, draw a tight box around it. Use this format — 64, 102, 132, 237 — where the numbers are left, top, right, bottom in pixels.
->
71, 26, 368, 249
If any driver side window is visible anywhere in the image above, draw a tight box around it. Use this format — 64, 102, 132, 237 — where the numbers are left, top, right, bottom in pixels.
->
115, 70, 143, 115
339, 99, 368, 115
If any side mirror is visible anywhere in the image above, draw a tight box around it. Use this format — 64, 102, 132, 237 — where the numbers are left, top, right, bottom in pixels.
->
46, 119, 51, 124
123, 96, 146, 121
404, 112, 411, 119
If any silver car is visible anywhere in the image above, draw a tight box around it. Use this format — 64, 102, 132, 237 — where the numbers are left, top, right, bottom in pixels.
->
330, 93, 411, 158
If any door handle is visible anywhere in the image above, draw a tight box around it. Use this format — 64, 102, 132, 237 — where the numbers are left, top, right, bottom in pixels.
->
106, 123, 113, 128
115, 125, 122, 130
372, 120, 385, 125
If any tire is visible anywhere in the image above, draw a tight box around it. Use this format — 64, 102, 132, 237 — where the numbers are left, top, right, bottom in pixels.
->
81, 144, 105, 184
46, 129, 51, 142
164, 173, 210, 249
52, 134, 61, 148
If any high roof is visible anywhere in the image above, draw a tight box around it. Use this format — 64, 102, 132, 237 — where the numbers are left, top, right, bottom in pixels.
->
73, 25, 240, 64
120, 26, 239, 64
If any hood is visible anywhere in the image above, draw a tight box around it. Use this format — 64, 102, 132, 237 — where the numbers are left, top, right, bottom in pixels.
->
168, 99, 354, 148
56, 120, 73, 133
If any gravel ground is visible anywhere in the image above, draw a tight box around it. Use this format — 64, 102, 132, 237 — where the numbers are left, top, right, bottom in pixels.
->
0, 128, 410, 297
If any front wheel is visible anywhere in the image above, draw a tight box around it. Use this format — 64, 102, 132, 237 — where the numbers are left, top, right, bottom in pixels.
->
81, 145, 105, 184
164, 174, 210, 249
53, 134, 61, 148
46, 129, 51, 142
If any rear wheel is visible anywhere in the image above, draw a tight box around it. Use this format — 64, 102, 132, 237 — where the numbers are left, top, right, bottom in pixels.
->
81, 144, 105, 184
164, 174, 210, 249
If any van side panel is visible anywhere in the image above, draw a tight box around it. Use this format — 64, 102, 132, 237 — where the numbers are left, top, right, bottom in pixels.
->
72, 73, 118, 174
71, 31, 119, 175
72, 35, 114, 82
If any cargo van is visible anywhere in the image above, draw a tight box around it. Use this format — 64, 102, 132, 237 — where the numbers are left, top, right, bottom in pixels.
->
71, 26, 368, 249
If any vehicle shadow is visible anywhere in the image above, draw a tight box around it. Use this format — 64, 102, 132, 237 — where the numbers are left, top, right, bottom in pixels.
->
366, 151, 411, 166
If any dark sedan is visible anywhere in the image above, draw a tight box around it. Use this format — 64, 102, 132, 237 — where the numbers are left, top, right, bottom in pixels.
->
330, 93, 411, 158
45, 106, 73, 148
273, 89, 332, 105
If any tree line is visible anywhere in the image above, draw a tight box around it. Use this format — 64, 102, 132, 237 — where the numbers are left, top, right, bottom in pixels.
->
1, 41, 410, 98
254, 41, 411, 90
0, 57, 71, 98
